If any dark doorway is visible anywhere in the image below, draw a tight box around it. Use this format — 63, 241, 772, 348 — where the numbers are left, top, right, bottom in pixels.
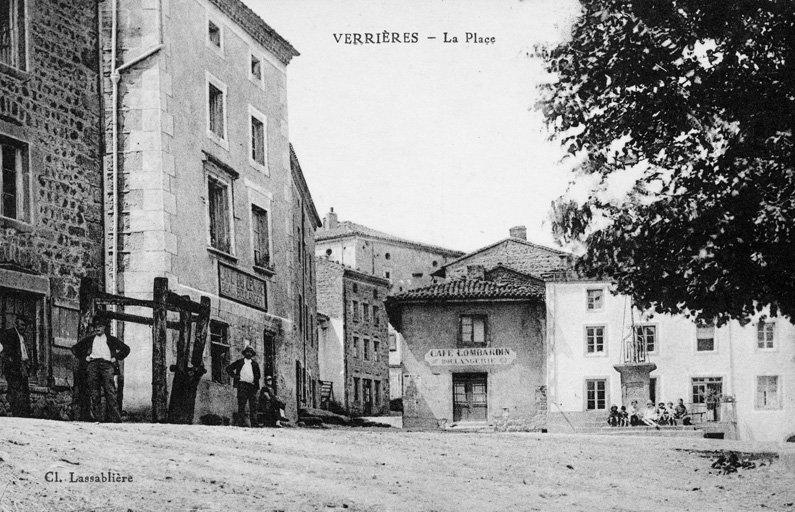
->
649, 377, 657, 405
453, 373, 487, 422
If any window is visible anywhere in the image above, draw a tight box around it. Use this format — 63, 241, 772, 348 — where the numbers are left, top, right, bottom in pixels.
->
248, 106, 268, 172
586, 289, 604, 311
373, 306, 379, 326
363, 303, 370, 323
373, 289, 379, 299
250, 53, 262, 82
353, 377, 360, 402
206, 75, 227, 143
374, 379, 381, 405
363, 338, 371, 360
585, 379, 607, 410
385, 253, 391, 260
585, 326, 605, 354
352, 284, 358, 293
0, 288, 38, 384
388, 332, 397, 351
207, 175, 232, 253
352, 300, 359, 321
459, 315, 486, 345
373, 340, 380, 362
0, 0, 25, 70
691, 377, 722, 404
384, 270, 391, 279
635, 325, 657, 353
207, 19, 221, 49
0, 137, 30, 222
363, 379, 372, 405
756, 376, 780, 410
352, 336, 359, 358
696, 323, 715, 352
210, 321, 230, 384
757, 320, 775, 349
252, 206, 270, 267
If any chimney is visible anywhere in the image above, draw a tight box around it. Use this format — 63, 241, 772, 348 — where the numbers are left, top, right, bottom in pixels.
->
509, 225, 527, 241
466, 265, 485, 281
323, 207, 339, 230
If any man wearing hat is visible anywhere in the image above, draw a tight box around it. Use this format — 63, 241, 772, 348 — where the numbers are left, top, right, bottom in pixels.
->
225, 345, 261, 427
71, 317, 130, 422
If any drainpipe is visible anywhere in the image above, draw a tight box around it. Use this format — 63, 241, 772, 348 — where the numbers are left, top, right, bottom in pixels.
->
108, 0, 164, 305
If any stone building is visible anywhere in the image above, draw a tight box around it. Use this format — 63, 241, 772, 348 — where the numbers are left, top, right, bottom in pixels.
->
435, 228, 795, 441
99, 0, 319, 422
315, 209, 464, 401
316, 257, 390, 415
385, 266, 547, 431
0, 0, 104, 417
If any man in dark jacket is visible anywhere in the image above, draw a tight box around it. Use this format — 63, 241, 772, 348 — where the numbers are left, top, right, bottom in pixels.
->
71, 317, 130, 422
0, 315, 35, 417
225, 345, 260, 427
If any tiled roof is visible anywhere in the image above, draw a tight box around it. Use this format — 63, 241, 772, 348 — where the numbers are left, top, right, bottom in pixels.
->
432, 238, 571, 278
388, 278, 544, 302
316, 221, 464, 257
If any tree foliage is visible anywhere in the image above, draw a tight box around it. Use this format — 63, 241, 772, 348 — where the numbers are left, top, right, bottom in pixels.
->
538, 0, 795, 324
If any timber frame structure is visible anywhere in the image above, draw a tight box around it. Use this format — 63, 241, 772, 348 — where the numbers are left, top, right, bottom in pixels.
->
78, 277, 211, 424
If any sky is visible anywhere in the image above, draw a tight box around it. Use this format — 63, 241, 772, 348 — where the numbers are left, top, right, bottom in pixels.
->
246, 0, 582, 253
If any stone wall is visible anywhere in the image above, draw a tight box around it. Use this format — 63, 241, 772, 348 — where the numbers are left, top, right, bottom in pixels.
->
492, 386, 547, 432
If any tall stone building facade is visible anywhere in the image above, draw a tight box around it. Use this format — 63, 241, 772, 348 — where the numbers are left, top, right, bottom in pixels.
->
99, 0, 317, 422
315, 209, 464, 402
317, 257, 390, 415
0, 0, 104, 416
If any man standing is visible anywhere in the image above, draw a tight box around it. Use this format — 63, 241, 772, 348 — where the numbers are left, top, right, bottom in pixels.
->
0, 315, 34, 417
225, 346, 260, 427
71, 317, 130, 422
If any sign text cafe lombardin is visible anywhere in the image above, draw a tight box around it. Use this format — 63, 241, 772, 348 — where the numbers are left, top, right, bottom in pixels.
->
425, 347, 516, 366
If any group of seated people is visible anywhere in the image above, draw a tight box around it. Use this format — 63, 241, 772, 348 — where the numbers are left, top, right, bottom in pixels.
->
607, 398, 691, 428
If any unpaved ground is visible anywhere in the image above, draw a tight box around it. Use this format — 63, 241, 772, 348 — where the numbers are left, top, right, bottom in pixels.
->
0, 419, 793, 511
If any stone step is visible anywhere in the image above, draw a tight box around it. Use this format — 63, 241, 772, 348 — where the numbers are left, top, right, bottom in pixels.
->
573, 426, 705, 438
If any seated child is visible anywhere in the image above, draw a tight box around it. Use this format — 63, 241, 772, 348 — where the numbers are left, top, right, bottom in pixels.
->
657, 402, 671, 426
641, 401, 659, 429
665, 402, 677, 425
627, 400, 640, 426
619, 405, 629, 427
674, 398, 691, 425
607, 405, 621, 427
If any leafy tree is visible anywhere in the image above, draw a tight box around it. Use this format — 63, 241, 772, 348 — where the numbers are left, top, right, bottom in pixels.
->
537, 0, 795, 324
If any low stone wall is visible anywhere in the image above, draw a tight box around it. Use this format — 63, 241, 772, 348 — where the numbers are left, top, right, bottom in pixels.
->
0, 385, 73, 420
492, 386, 548, 432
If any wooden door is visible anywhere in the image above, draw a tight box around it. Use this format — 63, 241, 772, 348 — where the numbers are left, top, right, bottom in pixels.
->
453, 373, 487, 422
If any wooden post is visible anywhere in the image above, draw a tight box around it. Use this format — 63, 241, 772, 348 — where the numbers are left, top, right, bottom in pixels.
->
151, 277, 169, 423
167, 296, 211, 424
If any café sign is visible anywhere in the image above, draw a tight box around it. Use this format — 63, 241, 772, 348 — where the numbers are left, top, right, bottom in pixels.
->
425, 347, 516, 366
218, 263, 267, 311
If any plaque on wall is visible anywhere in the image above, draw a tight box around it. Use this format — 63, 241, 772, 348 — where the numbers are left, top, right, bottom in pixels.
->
218, 262, 268, 311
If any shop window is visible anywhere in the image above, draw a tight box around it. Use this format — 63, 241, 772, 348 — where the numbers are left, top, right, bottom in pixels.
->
353, 377, 360, 402
585, 379, 607, 410
585, 326, 605, 354
459, 315, 486, 346
756, 376, 780, 410
0, 0, 25, 70
374, 379, 380, 406
0, 136, 30, 223
210, 321, 230, 384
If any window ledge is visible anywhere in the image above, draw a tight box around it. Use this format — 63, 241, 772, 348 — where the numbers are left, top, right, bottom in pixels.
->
0, 62, 28, 80
207, 246, 237, 263
253, 264, 275, 277
0, 216, 34, 233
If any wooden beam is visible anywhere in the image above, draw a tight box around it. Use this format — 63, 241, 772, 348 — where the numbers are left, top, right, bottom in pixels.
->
190, 296, 212, 369
92, 294, 154, 309
166, 290, 207, 315
151, 277, 169, 423
95, 310, 182, 330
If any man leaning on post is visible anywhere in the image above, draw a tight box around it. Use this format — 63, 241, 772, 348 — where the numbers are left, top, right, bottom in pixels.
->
71, 317, 130, 422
